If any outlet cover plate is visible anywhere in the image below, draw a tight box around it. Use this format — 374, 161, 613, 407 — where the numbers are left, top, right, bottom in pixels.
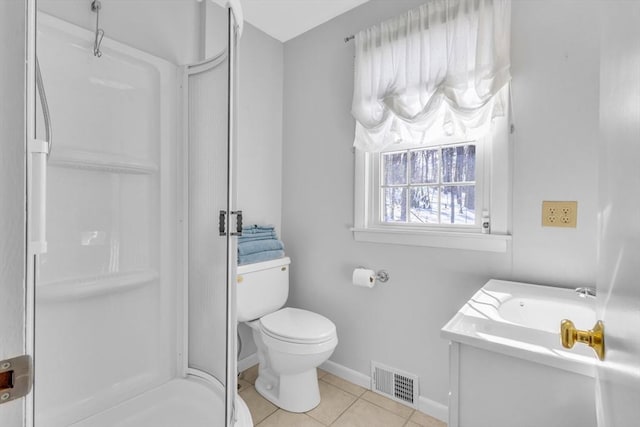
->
542, 201, 577, 228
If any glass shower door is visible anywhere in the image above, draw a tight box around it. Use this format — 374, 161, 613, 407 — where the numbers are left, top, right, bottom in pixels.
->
185, 54, 230, 383
184, 9, 239, 425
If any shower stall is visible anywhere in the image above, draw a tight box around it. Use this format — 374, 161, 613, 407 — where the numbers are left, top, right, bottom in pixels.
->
24, 0, 249, 425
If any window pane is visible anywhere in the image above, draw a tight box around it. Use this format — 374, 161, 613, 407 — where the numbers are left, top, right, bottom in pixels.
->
410, 149, 439, 184
442, 145, 475, 183
440, 185, 476, 224
382, 152, 407, 185
383, 187, 407, 222
409, 187, 439, 223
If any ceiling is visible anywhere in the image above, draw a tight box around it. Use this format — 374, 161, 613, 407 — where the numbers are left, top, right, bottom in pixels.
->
240, 0, 371, 42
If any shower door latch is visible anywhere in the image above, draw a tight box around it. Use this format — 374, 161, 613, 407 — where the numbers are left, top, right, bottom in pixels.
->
219, 210, 243, 236
0, 355, 32, 404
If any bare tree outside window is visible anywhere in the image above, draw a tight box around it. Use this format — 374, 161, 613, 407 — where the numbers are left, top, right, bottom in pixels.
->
381, 144, 476, 225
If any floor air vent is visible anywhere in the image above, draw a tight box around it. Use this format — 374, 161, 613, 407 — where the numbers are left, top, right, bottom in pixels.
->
371, 361, 419, 409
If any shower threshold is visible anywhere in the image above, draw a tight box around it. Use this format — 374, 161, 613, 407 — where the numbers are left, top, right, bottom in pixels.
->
69, 377, 251, 427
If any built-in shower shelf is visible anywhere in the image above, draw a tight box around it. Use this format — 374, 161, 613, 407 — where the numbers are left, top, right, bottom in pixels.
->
37, 269, 159, 302
49, 147, 158, 174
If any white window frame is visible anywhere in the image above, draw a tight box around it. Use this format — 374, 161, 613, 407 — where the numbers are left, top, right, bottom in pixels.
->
353, 115, 512, 252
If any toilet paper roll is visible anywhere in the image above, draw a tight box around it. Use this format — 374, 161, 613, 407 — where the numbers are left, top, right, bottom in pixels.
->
352, 268, 376, 288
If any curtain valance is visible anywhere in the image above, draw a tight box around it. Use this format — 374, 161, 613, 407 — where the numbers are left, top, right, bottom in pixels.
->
351, 0, 511, 152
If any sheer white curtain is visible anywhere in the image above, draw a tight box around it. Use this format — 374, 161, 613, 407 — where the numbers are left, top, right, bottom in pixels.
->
351, 0, 511, 152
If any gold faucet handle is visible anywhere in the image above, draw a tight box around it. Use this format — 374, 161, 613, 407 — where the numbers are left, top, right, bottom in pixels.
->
560, 319, 605, 361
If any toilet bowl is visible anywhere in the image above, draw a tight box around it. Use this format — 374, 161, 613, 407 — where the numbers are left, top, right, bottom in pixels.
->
248, 307, 338, 412
237, 258, 338, 412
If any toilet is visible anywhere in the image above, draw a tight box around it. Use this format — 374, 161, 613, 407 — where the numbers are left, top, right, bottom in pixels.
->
237, 257, 338, 413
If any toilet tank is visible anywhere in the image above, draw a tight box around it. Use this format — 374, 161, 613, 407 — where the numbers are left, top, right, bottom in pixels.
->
236, 257, 290, 322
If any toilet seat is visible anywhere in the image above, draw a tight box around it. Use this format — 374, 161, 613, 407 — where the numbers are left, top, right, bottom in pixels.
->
260, 307, 336, 345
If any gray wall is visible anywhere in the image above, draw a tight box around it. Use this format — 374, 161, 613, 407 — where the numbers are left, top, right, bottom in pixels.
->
510, 1, 599, 285
237, 25, 284, 235
237, 24, 284, 360
281, 0, 599, 407
0, 0, 26, 424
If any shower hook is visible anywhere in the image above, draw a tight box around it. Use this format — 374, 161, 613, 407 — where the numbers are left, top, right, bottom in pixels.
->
91, 0, 104, 57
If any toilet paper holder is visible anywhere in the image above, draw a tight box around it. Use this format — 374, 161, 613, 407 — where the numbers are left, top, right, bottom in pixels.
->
358, 267, 390, 283
376, 270, 390, 283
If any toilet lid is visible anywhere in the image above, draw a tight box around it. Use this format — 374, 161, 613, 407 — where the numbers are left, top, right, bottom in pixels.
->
260, 307, 336, 344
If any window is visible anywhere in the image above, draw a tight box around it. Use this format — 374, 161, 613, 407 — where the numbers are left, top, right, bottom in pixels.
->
349, 1, 512, 252
353, 118, 512, 253
380, 143, 477, 226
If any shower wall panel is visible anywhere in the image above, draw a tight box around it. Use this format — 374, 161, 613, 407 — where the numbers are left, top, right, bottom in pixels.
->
35, 14, 178, 427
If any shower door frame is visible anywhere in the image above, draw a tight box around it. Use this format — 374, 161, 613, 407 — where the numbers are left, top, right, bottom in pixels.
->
25, 0, 39, 424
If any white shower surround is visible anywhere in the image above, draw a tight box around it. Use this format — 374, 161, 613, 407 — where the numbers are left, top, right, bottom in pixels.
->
34, 13, 246, 426
35, 14, 177, 425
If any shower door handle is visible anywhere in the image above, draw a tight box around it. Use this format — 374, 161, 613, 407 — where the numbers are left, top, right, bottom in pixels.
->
219, 210, 227, 236
219, 210, 243, 236
231, 211, 243, 236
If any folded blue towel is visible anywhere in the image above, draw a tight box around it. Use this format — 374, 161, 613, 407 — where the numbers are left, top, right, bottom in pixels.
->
242, 225, 275, 234
238, 249, 285, 265
238, 236, 277, 245
238, 231, 277, 241
238, 239, 284, 256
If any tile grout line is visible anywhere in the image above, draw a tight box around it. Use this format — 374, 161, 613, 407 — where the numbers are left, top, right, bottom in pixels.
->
312, 375, 364, 426
262, 405, 278, 425
325, 391, 362, 427
316, 376, 367, 426
318, 376, 367, 398
406, 409, 417, 423
357, 391, 416, 420
359, 396, 415, 424
307, 377, 357, 425
244, 385, 278, 426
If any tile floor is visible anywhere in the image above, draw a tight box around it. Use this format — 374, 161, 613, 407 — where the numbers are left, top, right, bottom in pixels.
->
239, 366, 447, 427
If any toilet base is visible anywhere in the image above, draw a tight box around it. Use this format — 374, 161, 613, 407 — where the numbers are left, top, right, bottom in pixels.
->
255, 367, 320, 413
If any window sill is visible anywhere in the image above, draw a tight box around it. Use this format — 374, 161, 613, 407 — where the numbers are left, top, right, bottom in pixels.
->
351, 227, 511, 253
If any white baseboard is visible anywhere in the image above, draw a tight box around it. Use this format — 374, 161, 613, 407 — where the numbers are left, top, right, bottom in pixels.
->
321, 359, 448, 423
320, 359, 370, 389
418, 395, 449, 424
238, 353, 258, 373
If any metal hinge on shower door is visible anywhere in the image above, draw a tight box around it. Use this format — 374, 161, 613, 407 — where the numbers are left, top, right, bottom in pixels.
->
0, 355, 33, 404
219, 210, 243, 236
